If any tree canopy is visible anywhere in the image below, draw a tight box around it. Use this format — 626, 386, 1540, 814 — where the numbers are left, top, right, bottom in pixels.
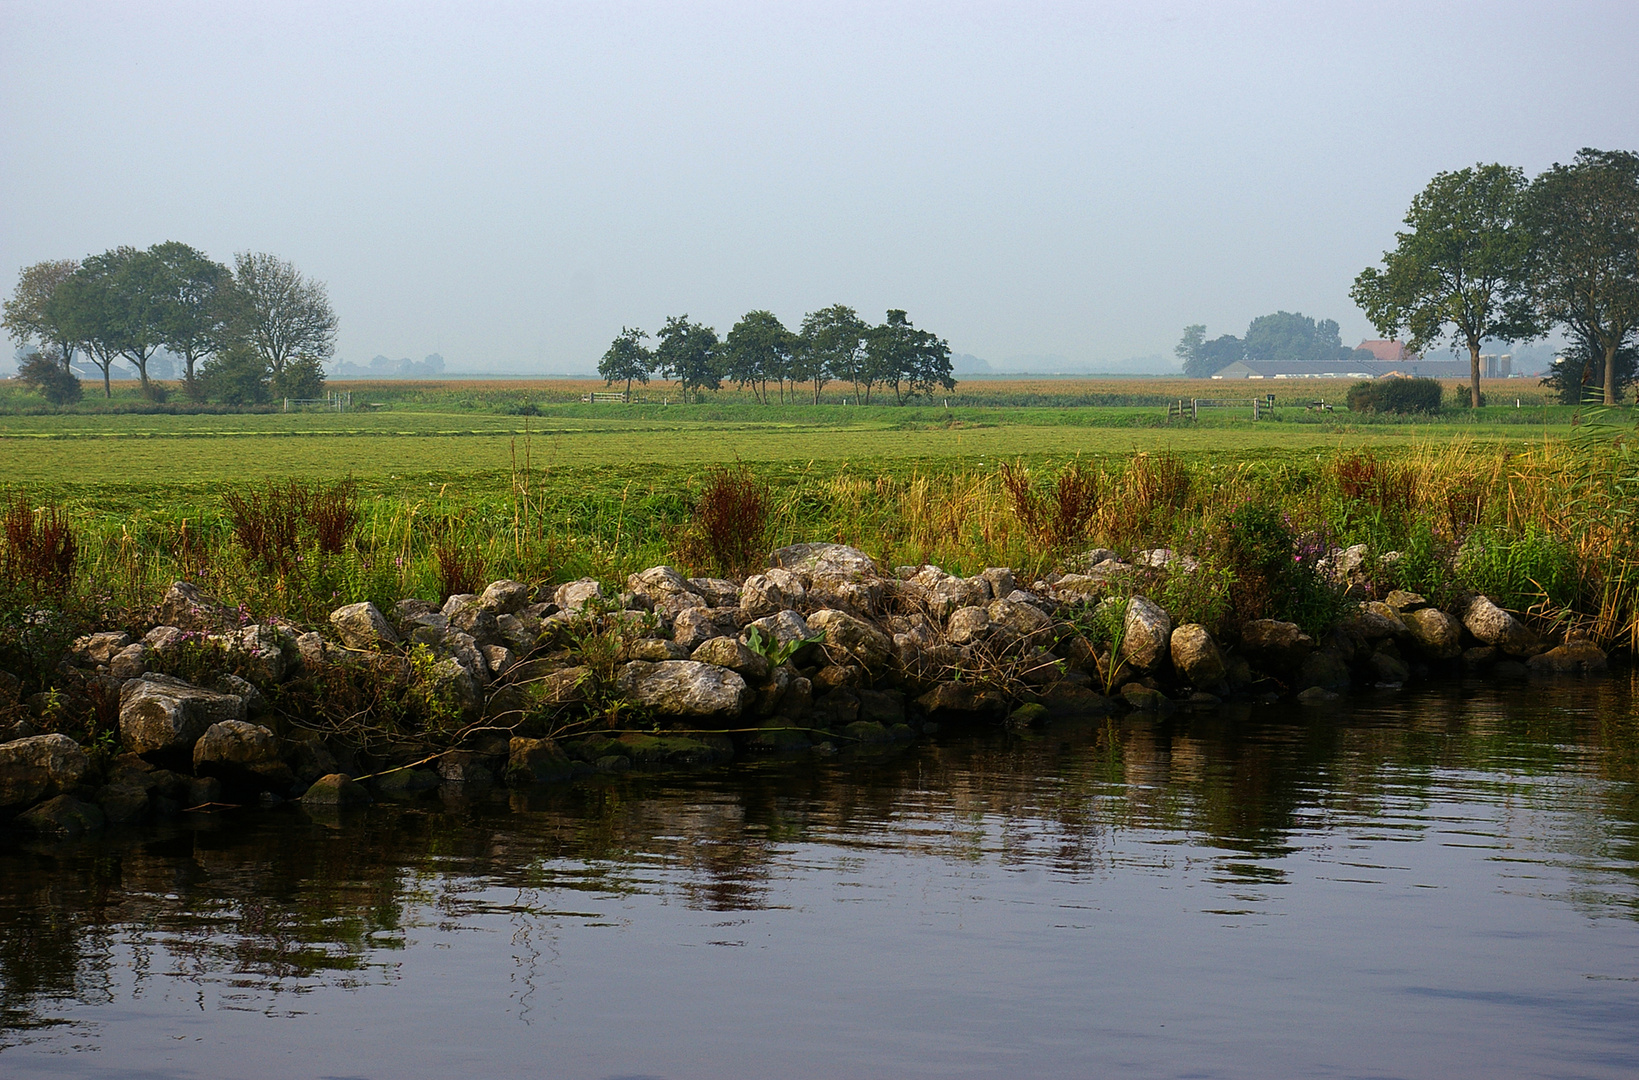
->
1351, 163, 1538, 406
654, 315, 722, 402
598, 326, 653, 396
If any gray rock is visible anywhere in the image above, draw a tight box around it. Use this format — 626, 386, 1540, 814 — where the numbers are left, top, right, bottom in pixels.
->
743, 609, 813, 651
18, 794, 105, 837
1120, 596, 1173, 673
329, 602, 400, 649
1349, 602, 1407, 639
807, 609, 894, 668
1403, 608, 1461, 660
980, 567, 1017, 601
615, 661, 750, 717
1462, 595, 1541, 657
1384, 590, 1429, 613
1297, 686, 1340, 705
688, 577, 742, 608
945, 605, 993, 646
193, 720, 293, 790
1239, 619, 1315, 672
987, 598, 1053, 643
0, 733, 90, 809
416, 656, 482, 719
143, 625, 186, 653
481, 643, 516, 677
1121, 683, 1174, 712
507, 737, 573, 785
479, 579, 531, 614
553, 578, 606, 611
72, 630, 131, 665
626, 566, 700, 604
915, 681, 1006, 716
155, 581, 236, 632
444, 600, 501, 647
767, 542, 880, 581
672, 607, 730, 651
909, 567, 989, 618
214, 624, 295, 682
1298, 649, 1351, 690
1170, 624, 1226, 686
739, 569, 807, 618
120, 675, 247, 757
108, 642, 150, 680
301, 773, 370, 808
627, 638, 692, 661
1369, 650, 1410, 683
1050, 574, 1108, 604
391, 598, 446, 636
495, 612, 541, 653
691, 636, 771, 681
374, 767, 440, 799
98, 782, 150, 823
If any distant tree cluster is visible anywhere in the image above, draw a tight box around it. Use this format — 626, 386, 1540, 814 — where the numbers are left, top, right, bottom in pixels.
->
3, 244, 337, 405
1352, 149, 1639, 406
599, 306, 955, 404
1174, 312, 1371, 378
1344, 377, 1444, 415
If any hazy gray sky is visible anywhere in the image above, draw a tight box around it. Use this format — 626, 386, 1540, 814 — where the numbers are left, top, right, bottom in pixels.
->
4, 1, 1637, 372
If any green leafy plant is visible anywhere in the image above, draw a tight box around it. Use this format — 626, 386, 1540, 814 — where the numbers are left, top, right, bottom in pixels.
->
744, 623, 823, 668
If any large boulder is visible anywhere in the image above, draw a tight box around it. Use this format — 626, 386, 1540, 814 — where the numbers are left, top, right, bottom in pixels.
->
915, 681, 1007, 717
417, 656, 482, 720
1462, 595, 1541, 657
908, 567, 989, 619
109, 642, 150, 680
673, 607, 738, 651
72, 631, 131, 665
0, 733, 90, 810
1169, 624, 1225, 686
479, 579, 531, 615
214, 624, 296, 683
1526, 640, 1608, 674
739, 569, 807, 619
1347, 602, 1407, 640
980, 568, 1017, 600
1120, 596, 1173, 673
688, 578, 742, 608
945, 606, 993, 646
626, 566, 701, 606
1297, 649, 1351, 691
691, 637, 771, 681
1403, 608, 1462, 660
986, 599, 1054, 643
329, 602, 400, 650
553, 578, 605, 611
120, 675, 247, 757
743, 609, 814, 651
1239, 620, 1315, 673
154, 581, 237, 632
767, 543, 879, 582
615, 661, 750, 718
807, 608, 894, 668
1049, 574, 1109, 604
506, 737, 573, 785
301, 773, 370, 809
192, 720, 293, 791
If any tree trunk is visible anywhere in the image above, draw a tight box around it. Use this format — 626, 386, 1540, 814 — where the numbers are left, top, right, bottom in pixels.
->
1606, 342, 1620, 405
1467, 337, 1483, 408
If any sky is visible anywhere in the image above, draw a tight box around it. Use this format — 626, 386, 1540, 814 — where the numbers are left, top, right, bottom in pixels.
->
3, 0, 1637, 374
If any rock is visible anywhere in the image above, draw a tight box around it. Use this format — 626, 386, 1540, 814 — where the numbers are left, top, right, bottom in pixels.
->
687, 577, 742, 608
329, 602, 400, 649
1136, 548, 1200, 572
1033, 681, 1113, 718
807, 609, 894, 668
192, 719, 292, 792
1526, 640, 1608, 675
914, 682, 1006, 716
626, 638, 692, 661
143, 625, 187, 653
691, 636, 770, 681
108, 642, 150, 680
481, 643, 516, 676
1462, 646, 1499, 667
479, 579, 531, 615
1368, 650, 1410, 684
300, 773, 370, 808
945, 605, 993, 646
767, 542, 880, 581
495, 612, 542, 653
739, 569, 807, 618
813, 663, 863, 693
1239, 620, 1315, 672
120, 675, 247, 757
216, 624, 295, 682
286, 730, 340, 784
1402, 608, 1462, 660
750, 665, 795, 718
1120, 596, 1173, 673
294, 630, 330, 669
987, 599, 1054, 643
72, 630, 131, 665
155, 581, 237, 632
506, 737, 574, 785
1121, 683, 1174, 713
415, 656, 482, 719
1297, 649, 1351, 691
807, 573, 884, 615
390, 598, 446, 636
858, 688, 906, 725
841, 720, 892, 744
374, 768, 440, 799
18, 794, 105, 837
1462, 595, 1541, 657
0, 669, 19, 710
410, 625, 489, 685
437, 752, 494, 785
615, 660, 750, 718
1296, 686, 1340, 705
553, 578, 606, 611
743, 609, 814, 651
980, 567, 1017, 601
444, 599, 501, 647
672, 607, 732, 651
1169, 624, 1226, 686
1049, 574, 1108, 604
626, 566, 701, 605
98, 782, 150, 824
1384, 590, 1429, 613
0, 733, 90, 809
1349, 602, 1407, 640
909, 567, 990, 618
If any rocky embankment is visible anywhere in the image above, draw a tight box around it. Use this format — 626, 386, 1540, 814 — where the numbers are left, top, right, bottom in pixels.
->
0, 542, 1610, 838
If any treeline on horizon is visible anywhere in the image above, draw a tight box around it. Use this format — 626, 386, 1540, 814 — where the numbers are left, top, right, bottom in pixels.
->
2, 244, 337, 407
599, 306, 956, 405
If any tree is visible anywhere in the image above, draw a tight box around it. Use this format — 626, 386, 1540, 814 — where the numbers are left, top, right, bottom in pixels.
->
272, 354, 327, 401
598, 326, 653, 397
1525, 149, 1639, 406
45, 259, 122, 397
1540, 336, 1639, 405
150, 241, 232, 390
799, 304, 868, 404
1243, 311, 1352, 365
1351, 164, 1538, 407
654, 315, 721, 402
198, 343, 271, 405
16, 353, 83, 405
1175, 325, 1210, 377
229, 252, 338, 382
84, 246, 174, 394
868, 309, 955, 403
3, 259, 80, 372
722, 311, 796, 404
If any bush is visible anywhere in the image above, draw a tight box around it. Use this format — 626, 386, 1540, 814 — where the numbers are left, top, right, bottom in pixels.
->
1345, 377, 1442, 414
16, 354, 83, 406
272, 355, 327, 402
1211, 502, 1344, 634
1000, 459, 1102, 554
684, 465, 772, 576
199, 346, 271, 405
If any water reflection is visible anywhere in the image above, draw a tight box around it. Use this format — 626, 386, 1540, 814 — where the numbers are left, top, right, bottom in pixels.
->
4, 674, 1639, 1075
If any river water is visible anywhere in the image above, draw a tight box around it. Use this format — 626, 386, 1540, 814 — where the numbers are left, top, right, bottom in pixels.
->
3, 677, 1639, 1079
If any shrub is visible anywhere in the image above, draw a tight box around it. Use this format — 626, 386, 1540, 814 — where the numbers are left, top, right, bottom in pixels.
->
16, 354, 83, 406
1000, 459, 1102, 554
1345, 377, 1442, 414
434, 535, 485, 600
272, 355, 327, 402
199, 345, 271, 405
221, 478, 360, 575
1211, 502, 1344, 635
1, 493, 77, 596
685, 465, 772, 576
